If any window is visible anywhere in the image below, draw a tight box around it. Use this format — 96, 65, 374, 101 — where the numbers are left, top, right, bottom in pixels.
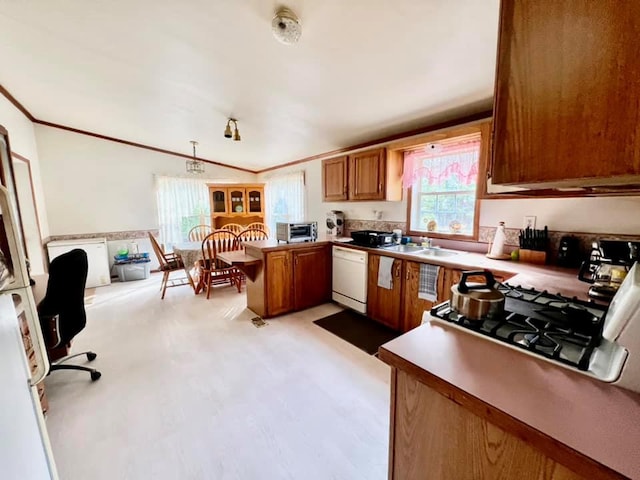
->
155, 175, 211, 249
404, 132, 481, 238
265, 171, 306, 234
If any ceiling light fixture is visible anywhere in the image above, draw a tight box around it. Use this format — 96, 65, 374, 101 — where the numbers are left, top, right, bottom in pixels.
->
185, 140, 205, 175
224, 118, 241, 142
272, 7, 302, 45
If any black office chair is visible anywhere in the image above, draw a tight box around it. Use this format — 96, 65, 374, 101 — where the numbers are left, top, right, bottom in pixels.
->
38, 249, 101, 381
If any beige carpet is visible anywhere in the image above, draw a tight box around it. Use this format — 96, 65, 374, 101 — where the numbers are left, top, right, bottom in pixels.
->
44, 273, 390, 480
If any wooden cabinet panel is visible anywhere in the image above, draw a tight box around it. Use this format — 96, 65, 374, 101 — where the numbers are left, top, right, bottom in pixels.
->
322, 156, 348, 201
349, 148, 385, 200
492, 1, 640, 187
391, 369, 585, 480
208, 183, 265, 228
367, 254, 402, 330
401, 262, 446, 332
265, 251, 293, 317
293, 246, 330, 310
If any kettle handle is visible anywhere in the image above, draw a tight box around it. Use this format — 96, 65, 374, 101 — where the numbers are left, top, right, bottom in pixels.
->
578, 261, 596, 284
458, 270, 496, 293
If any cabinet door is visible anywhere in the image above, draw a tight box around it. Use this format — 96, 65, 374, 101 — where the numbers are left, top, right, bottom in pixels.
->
443, 269, 462, 302
210, 188, 228, 214
266, 251, 293, 316
367, 254, 402, 330
246, 187, 264, 215
322, 156, 348, 201
492, 1, 640, 186
293, 246, 330, 310
349, 148, 386, 200
227, 188, 246, 215
401, 261, 446, 332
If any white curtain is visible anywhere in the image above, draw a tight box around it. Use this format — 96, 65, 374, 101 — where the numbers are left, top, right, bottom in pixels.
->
265, 171, 306, 234
155, 176, 211, 249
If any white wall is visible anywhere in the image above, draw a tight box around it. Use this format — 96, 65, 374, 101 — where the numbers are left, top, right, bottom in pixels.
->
259, 157, 640, 236
35, 125, 256, 235
0, 96, 49, 274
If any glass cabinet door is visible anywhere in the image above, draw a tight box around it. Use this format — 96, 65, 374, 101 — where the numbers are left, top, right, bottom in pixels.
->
247, 189, 263, 213
229, 189, 246, 214
211, 189, 228, 213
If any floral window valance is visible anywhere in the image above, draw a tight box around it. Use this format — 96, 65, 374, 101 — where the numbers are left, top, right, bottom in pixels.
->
402, 134, 481, 189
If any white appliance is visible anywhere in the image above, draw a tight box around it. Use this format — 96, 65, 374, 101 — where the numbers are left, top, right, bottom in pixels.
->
332, 246, 368, 314
47, 238, 111, 288
0, 186, 58, 479
326, 210, 344, 236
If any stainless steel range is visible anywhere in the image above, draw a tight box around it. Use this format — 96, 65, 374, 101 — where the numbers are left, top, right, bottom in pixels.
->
428, 263, 640, 392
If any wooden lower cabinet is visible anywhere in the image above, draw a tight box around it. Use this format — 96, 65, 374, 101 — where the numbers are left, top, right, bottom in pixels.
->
265, 251, 293, 317
293, 246, 330, 311
261, 245, 331, 318
367, 254, 403, 330
401, 261, 447, 332
367, 257, 514, 333
389, 369, 585, 480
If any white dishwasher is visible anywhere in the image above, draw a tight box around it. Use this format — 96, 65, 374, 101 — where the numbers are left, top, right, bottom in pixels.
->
332, 246, 368, 314
46, 238, 111, 288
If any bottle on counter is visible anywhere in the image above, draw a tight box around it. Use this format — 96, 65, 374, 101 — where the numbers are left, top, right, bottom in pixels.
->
488, 222, 507, 258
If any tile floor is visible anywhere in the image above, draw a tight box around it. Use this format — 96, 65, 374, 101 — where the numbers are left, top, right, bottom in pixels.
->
44, 274, 390, 480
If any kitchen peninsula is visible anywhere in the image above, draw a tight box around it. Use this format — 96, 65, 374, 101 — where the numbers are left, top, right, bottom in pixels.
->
379, 323, 640, 479
224, 239, 332, 318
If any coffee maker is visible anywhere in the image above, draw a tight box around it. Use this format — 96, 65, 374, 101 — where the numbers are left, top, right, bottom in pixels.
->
326, 210, 345, 236
578, 239, 640, 301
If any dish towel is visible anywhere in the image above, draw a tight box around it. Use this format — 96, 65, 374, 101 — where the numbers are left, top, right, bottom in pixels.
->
377, 256, 394, 290
418, 264, 440, 301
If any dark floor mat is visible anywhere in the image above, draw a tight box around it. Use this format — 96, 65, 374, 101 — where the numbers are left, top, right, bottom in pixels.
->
313, 309, 401, 355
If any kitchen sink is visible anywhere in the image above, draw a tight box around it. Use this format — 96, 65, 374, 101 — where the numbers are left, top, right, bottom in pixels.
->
420, 247, 465, 257
382, 245, 426, 253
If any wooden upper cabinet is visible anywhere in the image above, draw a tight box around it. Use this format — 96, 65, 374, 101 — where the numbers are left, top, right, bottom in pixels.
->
367, 254, 402, 331
321, 148, 402, 202
246, 187, 264, 215
322, 156, 348, 201
265, 251, 293, 317
293, 246, 330, 311
349, 148, 386, 200
491, 1, 640, 188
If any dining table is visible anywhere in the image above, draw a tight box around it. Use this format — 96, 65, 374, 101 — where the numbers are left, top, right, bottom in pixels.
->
172, 242, 205, 294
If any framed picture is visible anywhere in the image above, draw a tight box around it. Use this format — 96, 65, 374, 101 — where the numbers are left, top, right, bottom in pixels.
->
523, 215, 537, 230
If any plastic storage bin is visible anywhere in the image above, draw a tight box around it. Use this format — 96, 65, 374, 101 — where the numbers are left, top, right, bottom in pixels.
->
114, 262, 151, 282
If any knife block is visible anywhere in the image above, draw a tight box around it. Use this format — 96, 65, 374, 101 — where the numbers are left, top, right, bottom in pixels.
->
519, 249, 547, 265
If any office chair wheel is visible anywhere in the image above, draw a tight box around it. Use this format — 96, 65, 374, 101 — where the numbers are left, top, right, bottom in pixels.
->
86, 352, 97, 361
90, 371, 102, 381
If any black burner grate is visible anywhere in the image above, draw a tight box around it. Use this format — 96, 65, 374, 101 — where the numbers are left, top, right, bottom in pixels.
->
430, 284, 608, 371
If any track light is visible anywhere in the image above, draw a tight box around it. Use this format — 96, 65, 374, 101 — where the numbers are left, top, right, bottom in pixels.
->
224, 120, 233, 139
224, 118, 241, 142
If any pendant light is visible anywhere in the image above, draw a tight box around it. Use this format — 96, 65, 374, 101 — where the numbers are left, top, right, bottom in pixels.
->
185, 140, 205, 175
224, 118, 241, 142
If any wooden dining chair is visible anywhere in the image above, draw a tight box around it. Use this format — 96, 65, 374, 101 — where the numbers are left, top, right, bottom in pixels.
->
221, 223, 244, 234
245, 222, 270, 237
148, 233, 191, 299
200, 230, 242, 299
237, 228, 269, 244
188, 224, 212, 241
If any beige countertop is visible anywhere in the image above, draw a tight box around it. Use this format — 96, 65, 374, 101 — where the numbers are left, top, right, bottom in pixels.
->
243, 237, 596, 301
379, 323, 640, 479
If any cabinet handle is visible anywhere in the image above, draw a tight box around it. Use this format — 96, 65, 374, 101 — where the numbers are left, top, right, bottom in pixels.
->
406, 269, 410, 281
295, 257, 298, 266
379, 182, 382, 192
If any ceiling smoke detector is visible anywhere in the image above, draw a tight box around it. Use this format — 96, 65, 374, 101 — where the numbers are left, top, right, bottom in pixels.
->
271, 7, 302, 45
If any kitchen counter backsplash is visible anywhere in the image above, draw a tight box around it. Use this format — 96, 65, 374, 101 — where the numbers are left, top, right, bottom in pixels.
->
343, 219, 639, 261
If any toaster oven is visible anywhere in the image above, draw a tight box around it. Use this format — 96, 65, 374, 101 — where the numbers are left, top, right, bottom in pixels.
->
276, 222, 318, 243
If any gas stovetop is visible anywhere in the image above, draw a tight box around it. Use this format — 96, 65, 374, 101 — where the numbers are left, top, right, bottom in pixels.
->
429, 284, 628, 381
